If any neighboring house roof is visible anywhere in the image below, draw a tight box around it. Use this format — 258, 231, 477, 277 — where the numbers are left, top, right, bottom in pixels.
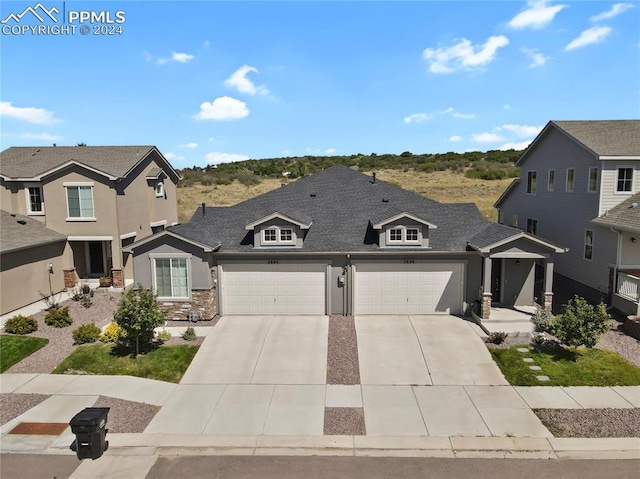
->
0, 146, 180, 182
552, 120, 640, 157
122, 229, 220, 253
516, 120, 640, 167
169, 165, 491, 253
0, 210, 67, 253
592, 192, 640, 234
467, 222, 565, 254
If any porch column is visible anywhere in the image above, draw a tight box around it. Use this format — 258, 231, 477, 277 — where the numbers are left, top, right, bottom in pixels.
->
482, 256, 492, 319
543, 258, 554, 311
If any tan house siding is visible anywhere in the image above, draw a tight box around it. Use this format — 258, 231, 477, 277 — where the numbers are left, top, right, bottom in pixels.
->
0, 242, 72, 315
600, 161, 640, 214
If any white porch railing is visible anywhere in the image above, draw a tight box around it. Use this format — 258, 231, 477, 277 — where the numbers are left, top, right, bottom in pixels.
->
617, 272, 639, 302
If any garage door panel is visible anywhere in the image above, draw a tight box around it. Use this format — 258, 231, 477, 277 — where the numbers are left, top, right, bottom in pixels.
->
222, 263, 326, 315
355, 263, 463, 315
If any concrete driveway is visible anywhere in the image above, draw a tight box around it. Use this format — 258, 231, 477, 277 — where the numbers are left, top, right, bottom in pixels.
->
355, 315, 508, 386
180, 315, 328, 385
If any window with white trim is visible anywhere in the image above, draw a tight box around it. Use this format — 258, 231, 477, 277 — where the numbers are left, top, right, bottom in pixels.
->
526, 218, 538, 236
566, 168, 575, 192
280, 228, 293, 242
406, 228, 419, 242
548, 169, 555, 192
154, 258, 189, 298
26, 185, 44, 214
526, 171, 537, 194
588, 167, 598, 193
616, 167, 633, 192
263, 229, 277, 242
389, 228, 403, 242
584, 230, 594, 260
155, 181, 164, 197
66, 185, 94, 219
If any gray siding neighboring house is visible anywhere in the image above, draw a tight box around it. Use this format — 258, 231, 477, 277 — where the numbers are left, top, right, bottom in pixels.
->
495, 120, 640, 313
0, 145, 180, 315
0, 211, 71, 315
125, 165, 564, 320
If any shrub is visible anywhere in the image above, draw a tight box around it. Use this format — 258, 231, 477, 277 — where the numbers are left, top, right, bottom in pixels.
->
72, 324, 101, 344
4, 315, 38, 335
487, 331, 508, 344
552, 295, 611, 350
100, 321, 127, 343
532, 306, 554, 334
182, 326, 197, 341
114, 285, 166, 356
44, 307, 73, 328
156, 329, 172, 343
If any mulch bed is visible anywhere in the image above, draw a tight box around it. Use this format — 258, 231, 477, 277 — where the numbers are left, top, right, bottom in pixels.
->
324, 407, 366, 435
327, 316, 360, 385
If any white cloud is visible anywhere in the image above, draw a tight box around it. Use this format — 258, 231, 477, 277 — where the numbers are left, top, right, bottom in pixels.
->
565, 26, 612, 51
501, 124, 542, 137
591, 3, 634, 22
472, 132, 506, 143
155, 51, 195, 65
194, 96, 249, 121
164, 152, 186, 162
204, 152, 249, 164
499, 140, 533, 150
179, 142, 198, 148
224, 65, 270, 95
508, 1, 567, 29
0, 101, 58, 124
20, 132, 62, 141
404, 113, 430, 123
449, 135, 462, 142
423, 35, 509, 73
521, 48, 550, 68
453, 112, 476, 119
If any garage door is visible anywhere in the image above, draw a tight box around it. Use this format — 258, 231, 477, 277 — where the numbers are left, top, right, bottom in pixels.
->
221, 263, 326, 315
354, 262, 463, 315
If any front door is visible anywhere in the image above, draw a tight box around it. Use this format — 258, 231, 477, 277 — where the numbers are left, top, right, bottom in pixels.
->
87, 242, 105, 276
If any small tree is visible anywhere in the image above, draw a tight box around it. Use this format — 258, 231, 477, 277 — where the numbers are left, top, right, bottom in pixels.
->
552, 295, 610, 353
113, 285, 166, 356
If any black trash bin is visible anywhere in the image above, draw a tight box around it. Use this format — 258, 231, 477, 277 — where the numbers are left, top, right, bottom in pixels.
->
69, 407, 110, 460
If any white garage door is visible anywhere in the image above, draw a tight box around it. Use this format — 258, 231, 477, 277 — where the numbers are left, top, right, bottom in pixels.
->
221, 263, 326, 315
355, 262, 464, 315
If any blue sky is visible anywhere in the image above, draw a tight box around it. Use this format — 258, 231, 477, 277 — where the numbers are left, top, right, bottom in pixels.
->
1, 1, 638, 167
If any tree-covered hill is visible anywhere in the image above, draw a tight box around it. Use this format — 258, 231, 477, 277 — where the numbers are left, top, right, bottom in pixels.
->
177, 149, 523, 188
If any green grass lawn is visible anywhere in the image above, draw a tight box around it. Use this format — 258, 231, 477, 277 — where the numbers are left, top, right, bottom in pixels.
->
490, 345, 640, 386
52, 343, 199, 383
0, 335, 49, 373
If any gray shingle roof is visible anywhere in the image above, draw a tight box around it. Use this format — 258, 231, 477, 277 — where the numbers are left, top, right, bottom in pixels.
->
0, 210, 67, 253
592, 193, 640, 233
467, 223, 528, 250
552, 120, 640, 157
170, 165, 491, 253
0, 146, 159, 179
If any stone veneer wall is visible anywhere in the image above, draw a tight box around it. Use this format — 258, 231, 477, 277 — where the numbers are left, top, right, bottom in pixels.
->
160, 288, 217, 321
63, 268, 77, 288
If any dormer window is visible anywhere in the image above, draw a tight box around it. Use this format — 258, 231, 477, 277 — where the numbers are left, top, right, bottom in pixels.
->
280, 228, 293, 242
389, 228, 402, 242
387, 226, 421, 244
263, 229, 277, 242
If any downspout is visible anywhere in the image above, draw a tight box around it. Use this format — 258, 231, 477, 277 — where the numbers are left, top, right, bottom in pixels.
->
345, 254, 351, 316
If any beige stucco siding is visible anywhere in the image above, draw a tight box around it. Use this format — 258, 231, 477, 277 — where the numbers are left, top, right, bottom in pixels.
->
0, 241, 71, 315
